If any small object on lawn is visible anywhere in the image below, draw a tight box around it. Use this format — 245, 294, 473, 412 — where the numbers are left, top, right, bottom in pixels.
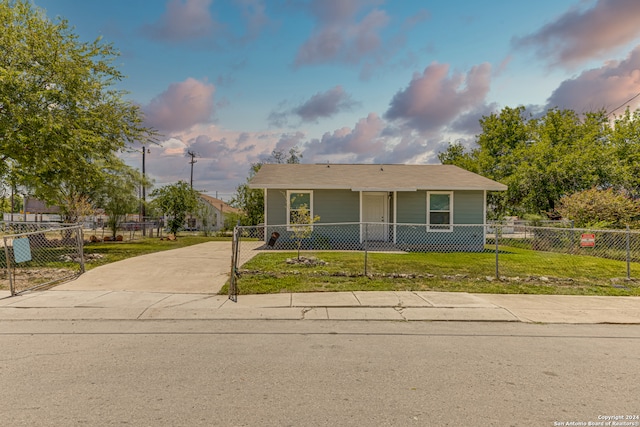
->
167, 234, 176, 241
268, 232, 280, 247
116, 235, 123, 241
89, 235, 100, 243
103, 236, 113, 242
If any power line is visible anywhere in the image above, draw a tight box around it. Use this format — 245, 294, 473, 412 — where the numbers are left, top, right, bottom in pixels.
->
607, 91, 640, 116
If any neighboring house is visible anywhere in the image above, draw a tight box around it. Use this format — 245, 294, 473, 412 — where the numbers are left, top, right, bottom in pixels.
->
191, 194, 242, 231
248, 164, 507, 251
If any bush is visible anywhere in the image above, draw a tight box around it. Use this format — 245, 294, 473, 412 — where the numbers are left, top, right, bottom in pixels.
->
557, 188, 640, 228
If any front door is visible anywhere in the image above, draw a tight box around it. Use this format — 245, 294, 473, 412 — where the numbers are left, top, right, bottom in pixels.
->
362, 192, 388, 241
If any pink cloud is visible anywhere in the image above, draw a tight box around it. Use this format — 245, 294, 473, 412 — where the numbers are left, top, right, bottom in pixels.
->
384, 62, 492, 133
513, 0, 640, 67
142, 0, 218, 43
303, 113, 386, 161
143, 78, 216, 133
546, 45, 640, 113
294, 0, 389, 66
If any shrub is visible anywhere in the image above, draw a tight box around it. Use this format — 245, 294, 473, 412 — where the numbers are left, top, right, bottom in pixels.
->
557, 188, 640, 228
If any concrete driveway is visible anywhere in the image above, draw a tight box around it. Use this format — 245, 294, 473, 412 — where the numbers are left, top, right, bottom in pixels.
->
56, 241, 260, 294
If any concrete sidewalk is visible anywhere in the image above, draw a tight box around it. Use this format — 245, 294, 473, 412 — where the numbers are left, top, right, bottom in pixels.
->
1, 289, 639, 323
2, 241, 639, 324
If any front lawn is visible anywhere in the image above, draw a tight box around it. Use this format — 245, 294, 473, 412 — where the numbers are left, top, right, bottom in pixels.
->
224, 246, 640, 296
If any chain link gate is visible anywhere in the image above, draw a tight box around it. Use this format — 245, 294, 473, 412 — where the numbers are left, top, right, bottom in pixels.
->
2, 224, 85, 295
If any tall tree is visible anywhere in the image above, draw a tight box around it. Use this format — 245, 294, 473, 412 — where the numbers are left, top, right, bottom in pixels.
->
439, 106, 622, 218
0, 0, 154, 210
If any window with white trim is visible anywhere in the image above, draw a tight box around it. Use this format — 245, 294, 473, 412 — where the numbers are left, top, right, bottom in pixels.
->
427, 191, 452, 231
287, 190, 313, 227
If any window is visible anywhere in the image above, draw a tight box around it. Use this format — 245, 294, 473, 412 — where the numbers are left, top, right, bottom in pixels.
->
428, 192, 452, 231
287, 191, 313, 227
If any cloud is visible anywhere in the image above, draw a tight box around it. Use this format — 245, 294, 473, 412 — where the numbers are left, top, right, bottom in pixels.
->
268, 86, 358, 126
141, 0, 219, 44
294, 86, 358, 122
273, 131, 306, 153
303, 113, 386, 162
294, 0, 389, 67
546, 45, 640, 113
143, 78, 216, 133
384, 62, 492, 133
513, 0, 640, 67
450, 102, 500, 135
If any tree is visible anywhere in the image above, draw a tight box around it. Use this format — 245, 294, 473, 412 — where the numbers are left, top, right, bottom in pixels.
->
439, 106, 619, 218
289, 201, 320, 260
194, 198, 216, 236
94, 166, 142, 238
150, 181, 199, 236
232, 148, 302, 225
0, 0, 154, 210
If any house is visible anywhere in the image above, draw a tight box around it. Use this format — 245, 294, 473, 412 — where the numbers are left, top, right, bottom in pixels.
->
248, 163, 507, 251
189, 194, 242, 231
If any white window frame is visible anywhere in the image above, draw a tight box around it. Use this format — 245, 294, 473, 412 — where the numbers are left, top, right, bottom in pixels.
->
427, 191, 453, 232
286, 190, 314, 230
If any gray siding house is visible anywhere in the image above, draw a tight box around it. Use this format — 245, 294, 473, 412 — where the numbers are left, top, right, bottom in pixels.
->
249, 164, 507, 251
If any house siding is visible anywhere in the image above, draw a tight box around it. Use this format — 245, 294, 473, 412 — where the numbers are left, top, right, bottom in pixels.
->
453, 191, 484, 224
396, 191, 427, 223
314, 190, 360, 223
394, 190, 485, 251
264, 188, 486, 251
266, 189, 287, 225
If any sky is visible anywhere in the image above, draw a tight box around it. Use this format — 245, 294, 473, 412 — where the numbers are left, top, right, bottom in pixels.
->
34, 0, 640, 201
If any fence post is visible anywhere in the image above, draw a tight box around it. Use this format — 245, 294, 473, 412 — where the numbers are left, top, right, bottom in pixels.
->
364, 223, 368, 276
76, 225, 85, 274
627, 225, 631, 280
229, 225, 239, 302
3, 236, 14, 296
495, 223, 500, 279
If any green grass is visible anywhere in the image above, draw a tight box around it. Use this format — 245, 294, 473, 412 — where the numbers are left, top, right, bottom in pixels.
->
224, 246, 640, 296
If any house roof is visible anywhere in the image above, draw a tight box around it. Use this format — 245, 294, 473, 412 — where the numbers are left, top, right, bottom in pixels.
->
198, 194, 242, 214
249, 164, 508, 192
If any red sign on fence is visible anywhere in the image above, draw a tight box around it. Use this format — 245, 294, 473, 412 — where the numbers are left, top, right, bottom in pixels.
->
580, 233, 595, 248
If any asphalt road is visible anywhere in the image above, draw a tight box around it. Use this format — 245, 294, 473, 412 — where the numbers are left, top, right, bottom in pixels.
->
1, 320, 639, 426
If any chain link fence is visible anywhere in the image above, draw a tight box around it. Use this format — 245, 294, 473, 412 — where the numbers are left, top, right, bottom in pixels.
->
85, 220, 165, 242
229, 222, 640, 299
1, 223, 84, 295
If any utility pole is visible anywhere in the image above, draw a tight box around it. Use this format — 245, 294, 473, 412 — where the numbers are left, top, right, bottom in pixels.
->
187, 150, 197, 189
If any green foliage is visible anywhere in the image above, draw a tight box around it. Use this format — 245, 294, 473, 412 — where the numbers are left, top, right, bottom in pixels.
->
94, 166, 142, 237
0, 193, 22, 213
289, 202, 320, 260
439, 106, 627, 217
150, 181, 199, 236
557, 188, 640, 228
195, 198, 216, 236
0, 0, 155, 212
232, 148, 302, 225
224, 212, 243, 230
